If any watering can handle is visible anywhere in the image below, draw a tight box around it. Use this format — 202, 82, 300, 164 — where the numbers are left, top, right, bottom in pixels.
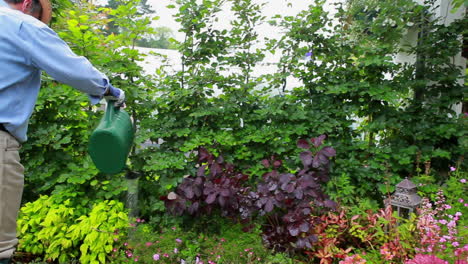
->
104, 101, 117, 123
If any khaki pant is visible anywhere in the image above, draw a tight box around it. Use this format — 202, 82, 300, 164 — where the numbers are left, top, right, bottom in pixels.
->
0, 131, 24, 259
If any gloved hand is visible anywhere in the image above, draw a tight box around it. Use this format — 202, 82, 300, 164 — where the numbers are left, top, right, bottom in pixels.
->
104, 84, 125, 107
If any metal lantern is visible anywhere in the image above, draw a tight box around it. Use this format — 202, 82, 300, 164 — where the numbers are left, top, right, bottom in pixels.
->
386, 178, 422, 218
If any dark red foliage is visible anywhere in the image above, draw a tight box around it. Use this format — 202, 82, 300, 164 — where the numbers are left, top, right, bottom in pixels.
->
165, 148, 250, 217
165, 135, 336, 253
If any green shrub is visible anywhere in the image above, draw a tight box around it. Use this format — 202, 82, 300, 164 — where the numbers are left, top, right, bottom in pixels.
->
17, 195, 128, 263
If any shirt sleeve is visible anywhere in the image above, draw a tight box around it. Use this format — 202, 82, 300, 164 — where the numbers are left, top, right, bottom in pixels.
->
17, 21, 108, 104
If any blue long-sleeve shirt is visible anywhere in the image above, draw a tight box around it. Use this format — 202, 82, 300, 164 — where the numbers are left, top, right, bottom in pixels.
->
0, 0, 109, 142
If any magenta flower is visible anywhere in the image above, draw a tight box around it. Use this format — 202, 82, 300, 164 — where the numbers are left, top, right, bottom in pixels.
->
175, 238, 182, 243
460, 179, 466, 183
405, 254, 448, 264
455, 245, 468, 256
153, 254, 160, 261
450, 166, 456, 172
145, 242, 153, 246
174, 248, 178, 254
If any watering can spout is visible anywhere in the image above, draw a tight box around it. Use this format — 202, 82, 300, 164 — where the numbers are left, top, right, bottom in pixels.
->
88, 102, 135, 174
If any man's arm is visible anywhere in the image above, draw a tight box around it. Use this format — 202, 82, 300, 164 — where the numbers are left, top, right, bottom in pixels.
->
17, 21, 115, 104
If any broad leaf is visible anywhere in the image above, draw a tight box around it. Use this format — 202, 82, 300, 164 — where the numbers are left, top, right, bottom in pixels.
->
300, 151, 313, 167
205, 193, 217, 204
311, 134, 326, 148
320, 146, 336, 157
297, 139, 310, 149
264, 199, 274, 212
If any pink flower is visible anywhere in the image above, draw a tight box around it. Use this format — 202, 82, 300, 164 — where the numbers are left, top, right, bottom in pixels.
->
127, 252, 133, 257
174, 248, 178, 254
134, 257, 139, 262
452, 242, 460, 247
153, 254, 160, 260
339, 254, 367, 264
460, 179, 466, 183
175, 238, 182, 243
145, 242, 153, 246
455, 245, 468, 256
163, 253, 169, 258
405, 254, 448, 264
459, 199, 464, 203
380, 246, 394, 260
450, 167, 456, 172
447, 220, 456, 228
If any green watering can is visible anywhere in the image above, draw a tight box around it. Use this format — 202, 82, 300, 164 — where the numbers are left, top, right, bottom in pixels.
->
89, 102, 134, 174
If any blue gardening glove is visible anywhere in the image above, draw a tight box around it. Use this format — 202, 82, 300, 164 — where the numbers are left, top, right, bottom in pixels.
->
104, 84, 125, 107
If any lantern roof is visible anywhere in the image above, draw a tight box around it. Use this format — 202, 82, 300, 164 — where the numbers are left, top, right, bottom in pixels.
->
396, 178, 417, 189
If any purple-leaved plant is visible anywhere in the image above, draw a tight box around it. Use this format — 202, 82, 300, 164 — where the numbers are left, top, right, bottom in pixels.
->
164, 135, 337, 252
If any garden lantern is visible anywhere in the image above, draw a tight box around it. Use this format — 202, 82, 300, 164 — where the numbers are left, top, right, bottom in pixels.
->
387, 178, 421, 218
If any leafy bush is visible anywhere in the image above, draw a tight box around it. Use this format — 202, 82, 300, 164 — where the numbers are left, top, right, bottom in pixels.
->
165, 135, 337, 253
17, 195, 128, 263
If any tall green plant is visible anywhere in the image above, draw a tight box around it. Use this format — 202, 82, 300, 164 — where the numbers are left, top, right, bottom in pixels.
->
22, 0, 158, 203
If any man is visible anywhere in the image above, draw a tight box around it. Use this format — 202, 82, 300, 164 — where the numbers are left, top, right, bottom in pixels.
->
0, 0, 125, 262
